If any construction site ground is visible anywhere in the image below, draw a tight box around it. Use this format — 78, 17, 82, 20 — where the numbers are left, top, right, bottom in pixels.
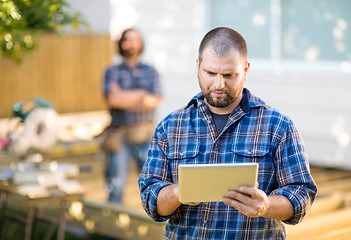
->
1, 111, 351, 239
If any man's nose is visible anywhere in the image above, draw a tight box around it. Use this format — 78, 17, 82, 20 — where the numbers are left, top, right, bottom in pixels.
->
214, 74, 225, 89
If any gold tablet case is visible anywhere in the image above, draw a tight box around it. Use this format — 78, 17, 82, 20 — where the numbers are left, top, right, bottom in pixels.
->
178, 163, 259, 202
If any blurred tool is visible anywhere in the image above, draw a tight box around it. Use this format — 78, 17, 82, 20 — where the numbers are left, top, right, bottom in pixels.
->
8, 98, 59, 155
0, 98, 82, 195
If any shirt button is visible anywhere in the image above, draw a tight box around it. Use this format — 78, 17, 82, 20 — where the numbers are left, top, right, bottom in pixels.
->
247, 150, 252, 155
180, 152, 184, 156
207, 120, 211, 124
198, 102, 202, 106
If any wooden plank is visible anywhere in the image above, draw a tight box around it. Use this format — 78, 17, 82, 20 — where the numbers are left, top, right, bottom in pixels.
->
305, 193, 344, 217
311, 168, 351, 184
311, 165, 327, 171
309, 226, 351, 240
286, 208, 351, 240
317, 177, 351, 193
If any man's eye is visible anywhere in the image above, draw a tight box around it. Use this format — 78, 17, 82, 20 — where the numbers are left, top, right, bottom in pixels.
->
225, 73, 239, 78
207, 71, 216, 75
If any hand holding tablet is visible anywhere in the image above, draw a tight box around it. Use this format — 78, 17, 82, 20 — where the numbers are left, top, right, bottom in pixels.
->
178, 163, 259, 203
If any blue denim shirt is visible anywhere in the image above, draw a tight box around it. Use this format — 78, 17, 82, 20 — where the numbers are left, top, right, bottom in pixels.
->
138, 88, 317, 240
103, 62, 161, 126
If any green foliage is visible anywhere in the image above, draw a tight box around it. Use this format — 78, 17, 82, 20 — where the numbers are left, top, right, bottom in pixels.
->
0, 0, 89, 63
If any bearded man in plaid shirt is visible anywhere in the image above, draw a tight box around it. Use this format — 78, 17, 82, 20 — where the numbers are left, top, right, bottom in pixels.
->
138, 27, 317, 240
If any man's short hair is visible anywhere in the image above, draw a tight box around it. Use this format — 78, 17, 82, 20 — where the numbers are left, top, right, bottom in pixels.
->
117, 28, 144, 57
198, 27, 247, 64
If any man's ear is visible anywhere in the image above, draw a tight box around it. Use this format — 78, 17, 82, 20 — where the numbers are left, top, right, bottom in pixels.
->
244, 61, 250, 75
196, 58, 200, 71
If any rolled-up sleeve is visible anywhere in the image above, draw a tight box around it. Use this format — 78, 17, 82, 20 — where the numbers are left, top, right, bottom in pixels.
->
271, 121, 317, 225
138, 123, 174, 222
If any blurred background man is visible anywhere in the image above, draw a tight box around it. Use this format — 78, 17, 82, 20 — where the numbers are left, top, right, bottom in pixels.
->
102, 28, 162, 204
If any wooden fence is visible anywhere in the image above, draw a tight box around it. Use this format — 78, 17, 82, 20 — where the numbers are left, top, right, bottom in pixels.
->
0, 33, 112, 118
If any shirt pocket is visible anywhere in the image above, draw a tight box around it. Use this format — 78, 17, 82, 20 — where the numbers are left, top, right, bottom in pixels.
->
231, 144, 271, 174
166, 145, 199, 160
232, 143, 274, 189
166, 141, 200, 182
231, 144, 270, 162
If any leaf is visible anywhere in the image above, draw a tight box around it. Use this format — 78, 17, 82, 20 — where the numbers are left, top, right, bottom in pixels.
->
0, 0, 90, 63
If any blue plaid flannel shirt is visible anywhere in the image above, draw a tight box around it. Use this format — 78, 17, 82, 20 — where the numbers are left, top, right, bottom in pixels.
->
103, 62, 161, 126
138, 88, 317, 239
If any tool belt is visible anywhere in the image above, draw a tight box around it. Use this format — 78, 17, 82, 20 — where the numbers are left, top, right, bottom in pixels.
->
96, 122, 155, 152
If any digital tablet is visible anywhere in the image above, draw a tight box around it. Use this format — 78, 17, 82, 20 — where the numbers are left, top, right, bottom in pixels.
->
178, 163, 259, 202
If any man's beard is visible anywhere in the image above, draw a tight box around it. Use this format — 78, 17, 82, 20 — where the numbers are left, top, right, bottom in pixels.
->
122, 48, 142, 58
123, 50, 135, 58
203, 91, 234, 108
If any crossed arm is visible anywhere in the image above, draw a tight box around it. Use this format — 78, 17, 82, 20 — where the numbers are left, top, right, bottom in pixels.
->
156, 183, 294, 221
106, 82, 162, 111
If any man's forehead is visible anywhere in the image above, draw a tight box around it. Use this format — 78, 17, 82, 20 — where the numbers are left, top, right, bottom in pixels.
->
125, 30, 141, 38
204, 46, 241, 59
204, 46, 240, 58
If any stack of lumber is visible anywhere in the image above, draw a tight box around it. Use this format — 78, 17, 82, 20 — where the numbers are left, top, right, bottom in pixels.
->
286, 166, 351, 240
